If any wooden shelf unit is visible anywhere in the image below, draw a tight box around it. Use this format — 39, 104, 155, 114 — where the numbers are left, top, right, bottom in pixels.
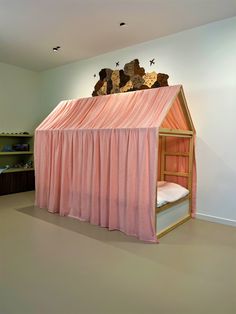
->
0, 151, 33, 155
0, 134, 33, 138
4, 167, 34, 174
0, 133, 35, 195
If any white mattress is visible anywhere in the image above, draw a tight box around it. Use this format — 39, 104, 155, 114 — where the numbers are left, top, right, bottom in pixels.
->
157, 181, 189, 207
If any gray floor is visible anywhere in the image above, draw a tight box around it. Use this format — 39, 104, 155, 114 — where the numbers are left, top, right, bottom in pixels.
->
0, 191, 235, 314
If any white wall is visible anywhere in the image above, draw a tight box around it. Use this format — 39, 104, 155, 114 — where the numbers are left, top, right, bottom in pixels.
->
0, 62, 41, 133
40, 17, 236, 225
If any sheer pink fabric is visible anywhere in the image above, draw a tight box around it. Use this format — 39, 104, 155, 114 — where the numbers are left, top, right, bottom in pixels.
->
161, 97, 189, 130
35, 85, 196, 242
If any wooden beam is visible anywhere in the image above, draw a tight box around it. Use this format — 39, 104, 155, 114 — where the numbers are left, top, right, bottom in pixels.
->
159, 128, 193, 136
156, 215, 191, 239
188, 136, 194, 213
160, 136, 166, 181
178, 87, 195, 132
159, 128, 193, 138
163, 171, 189, 177
164, 152, 189, 157
156, 195, 190, 213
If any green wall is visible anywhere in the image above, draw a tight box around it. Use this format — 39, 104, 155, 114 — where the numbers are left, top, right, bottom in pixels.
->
0, 62, 42, 133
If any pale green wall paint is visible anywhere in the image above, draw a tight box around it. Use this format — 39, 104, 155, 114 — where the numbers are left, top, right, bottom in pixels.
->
0, 62, 42, 133
40, 17, 236, 223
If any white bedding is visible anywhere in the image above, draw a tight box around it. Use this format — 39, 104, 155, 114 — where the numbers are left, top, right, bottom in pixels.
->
157, 181, 189, 207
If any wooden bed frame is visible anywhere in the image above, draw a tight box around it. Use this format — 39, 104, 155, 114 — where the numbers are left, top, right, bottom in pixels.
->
155, 89, 195, 239
155, 128, 194, 238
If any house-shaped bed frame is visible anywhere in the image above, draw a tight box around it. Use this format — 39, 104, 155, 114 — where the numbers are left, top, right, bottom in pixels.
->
156, 88, 195, 238
35, 85, 196, 242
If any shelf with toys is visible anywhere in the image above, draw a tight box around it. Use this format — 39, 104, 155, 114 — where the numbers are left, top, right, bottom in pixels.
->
0, 132, 35, 195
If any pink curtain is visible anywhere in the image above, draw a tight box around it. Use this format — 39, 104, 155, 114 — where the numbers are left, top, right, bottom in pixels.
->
35, 85, 196, 242
37, 86, 180, 130
35, 128, 158, 242
161, 97, 189, 130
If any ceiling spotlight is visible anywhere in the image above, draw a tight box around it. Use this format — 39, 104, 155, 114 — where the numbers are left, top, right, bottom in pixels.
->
53, 46, 61, 52
119, 22, 126, 27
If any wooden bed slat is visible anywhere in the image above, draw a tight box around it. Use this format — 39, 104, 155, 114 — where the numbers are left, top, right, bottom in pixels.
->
164, 152, 189, 156
159, 128, 193, 135
163, 171, 189, 177
159, 128, 193, 138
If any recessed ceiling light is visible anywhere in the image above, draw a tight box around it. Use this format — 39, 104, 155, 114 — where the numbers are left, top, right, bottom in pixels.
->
52, 46, 61, 52
119, 22, 126, 27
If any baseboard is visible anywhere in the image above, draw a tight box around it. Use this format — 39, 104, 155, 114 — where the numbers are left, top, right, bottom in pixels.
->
196, 213, 236, 227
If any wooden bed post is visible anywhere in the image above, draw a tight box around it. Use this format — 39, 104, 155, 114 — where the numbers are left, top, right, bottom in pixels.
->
160, 136, 166, 181
188, 135, 194, 213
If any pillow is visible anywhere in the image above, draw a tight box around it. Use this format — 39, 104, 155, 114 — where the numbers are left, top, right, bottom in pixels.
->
157, 181, 189, 207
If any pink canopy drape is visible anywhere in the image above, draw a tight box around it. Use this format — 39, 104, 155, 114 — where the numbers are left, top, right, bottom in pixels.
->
35, 85, 196, 242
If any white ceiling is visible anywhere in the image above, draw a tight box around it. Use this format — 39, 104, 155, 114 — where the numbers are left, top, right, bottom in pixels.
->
0, 0, 236, 72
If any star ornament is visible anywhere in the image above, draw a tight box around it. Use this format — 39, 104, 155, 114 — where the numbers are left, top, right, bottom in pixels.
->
149, 58, 155, 66
116, 61, 120, 67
